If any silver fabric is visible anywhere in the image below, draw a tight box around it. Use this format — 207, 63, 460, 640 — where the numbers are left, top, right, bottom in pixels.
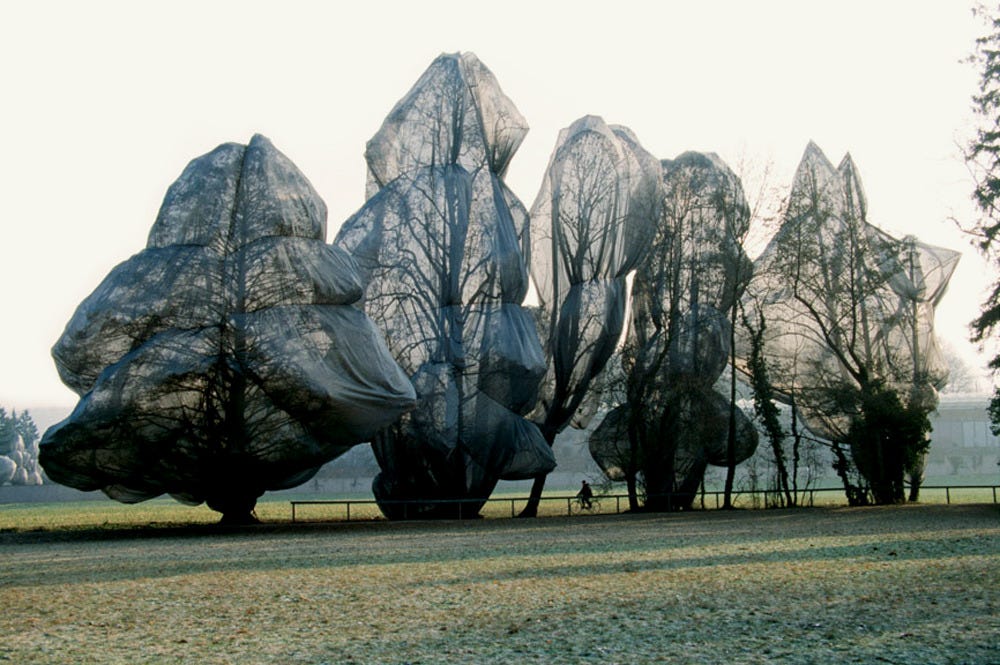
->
40, 135, 416, 515
590, 151, 759, 502
336, 53, 555, 518
528, 116, 662, 436
745, 142, 959, 441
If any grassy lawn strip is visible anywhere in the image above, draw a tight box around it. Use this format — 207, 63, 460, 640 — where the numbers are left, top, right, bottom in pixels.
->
1, 504, 997, 664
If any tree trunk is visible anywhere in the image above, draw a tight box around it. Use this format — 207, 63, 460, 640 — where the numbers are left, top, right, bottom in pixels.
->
906, 451, 926, 502
622, 424, 639, 511
723, 321, 738, 508
518, 474, 546, 518
518, 428, 558, 518
832, 441, 868, 506
626, 473, 639, 512
643, 408, 676, 512
209, 489, 260, 525
789, 403, 801, 507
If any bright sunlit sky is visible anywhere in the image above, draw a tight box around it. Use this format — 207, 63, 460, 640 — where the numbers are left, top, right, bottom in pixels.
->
0, 0, 990, 410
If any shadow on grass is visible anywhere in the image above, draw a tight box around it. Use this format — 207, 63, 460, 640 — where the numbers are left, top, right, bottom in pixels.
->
1, 504, 997, 589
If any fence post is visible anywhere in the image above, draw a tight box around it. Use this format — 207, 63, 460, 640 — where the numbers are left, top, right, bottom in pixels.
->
346, 501, 351, 522
946, 487, 951, 505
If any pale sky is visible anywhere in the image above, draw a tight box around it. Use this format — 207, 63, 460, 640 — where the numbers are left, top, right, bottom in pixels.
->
0, 0, 989, 409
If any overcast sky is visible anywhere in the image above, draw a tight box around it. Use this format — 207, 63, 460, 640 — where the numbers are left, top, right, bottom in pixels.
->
0, 0, 988, 409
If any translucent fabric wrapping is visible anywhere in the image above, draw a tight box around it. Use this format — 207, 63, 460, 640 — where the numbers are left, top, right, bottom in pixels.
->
883, 235, 961, 401
745, 142, 959, 441
0, 429, 42, 486
40, 134, 416, 518
335, 53, 554, 518
528, 117, 662, 436
364, 52, 529, 197
590, 392, 758, 481
589, 151, 758, 505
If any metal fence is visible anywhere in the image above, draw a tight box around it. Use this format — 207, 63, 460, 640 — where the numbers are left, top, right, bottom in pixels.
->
289, 484, 1000, 522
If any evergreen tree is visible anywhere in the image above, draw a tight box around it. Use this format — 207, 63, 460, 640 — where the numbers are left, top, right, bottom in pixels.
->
966, 5, 1000, 432
0, 408, 15, 453
14, 411, 38, 449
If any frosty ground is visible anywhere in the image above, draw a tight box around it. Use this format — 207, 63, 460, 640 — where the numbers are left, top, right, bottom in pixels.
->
1, 503, 997, 664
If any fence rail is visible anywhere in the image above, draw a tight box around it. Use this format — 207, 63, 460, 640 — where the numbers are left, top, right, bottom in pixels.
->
289, 484, 1000, 522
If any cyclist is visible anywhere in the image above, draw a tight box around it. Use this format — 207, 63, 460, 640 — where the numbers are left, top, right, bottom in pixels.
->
577, 480, 593, 509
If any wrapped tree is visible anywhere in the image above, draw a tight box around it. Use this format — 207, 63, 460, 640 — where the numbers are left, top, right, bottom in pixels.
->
336, 53, 555, 519
40, 134, 416, 523
0, 409, 42, 486
520, 115, 661, 516
747, 142, 958, 504
590, 152, 758, 511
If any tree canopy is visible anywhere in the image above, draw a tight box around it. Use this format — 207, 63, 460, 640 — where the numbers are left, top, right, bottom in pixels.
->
335, 53, 555, 519
40, 135, 415, 522
746, 143, 957, 503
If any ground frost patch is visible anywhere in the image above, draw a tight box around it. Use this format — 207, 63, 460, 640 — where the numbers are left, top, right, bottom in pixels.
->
1, 504, 997, 664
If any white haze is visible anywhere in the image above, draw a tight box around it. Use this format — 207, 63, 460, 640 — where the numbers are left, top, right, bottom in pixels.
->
0, 0, 989, 411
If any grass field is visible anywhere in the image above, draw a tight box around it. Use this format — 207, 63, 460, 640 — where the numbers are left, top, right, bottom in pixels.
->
1, 501, 998, 664
7, 482, 995, 532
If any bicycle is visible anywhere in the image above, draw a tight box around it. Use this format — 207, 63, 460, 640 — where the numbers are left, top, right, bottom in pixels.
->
570, 495, 602, 515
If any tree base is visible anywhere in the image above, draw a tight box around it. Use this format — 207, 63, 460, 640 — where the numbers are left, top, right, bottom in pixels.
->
208, 493, 260, 525
218, 510, 260, 526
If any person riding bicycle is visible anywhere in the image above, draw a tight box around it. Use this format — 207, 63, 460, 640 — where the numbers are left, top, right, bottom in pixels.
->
577, 480, 593, 509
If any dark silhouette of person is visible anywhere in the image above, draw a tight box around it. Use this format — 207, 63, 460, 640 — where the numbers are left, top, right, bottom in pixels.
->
577, 480, 593, 509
